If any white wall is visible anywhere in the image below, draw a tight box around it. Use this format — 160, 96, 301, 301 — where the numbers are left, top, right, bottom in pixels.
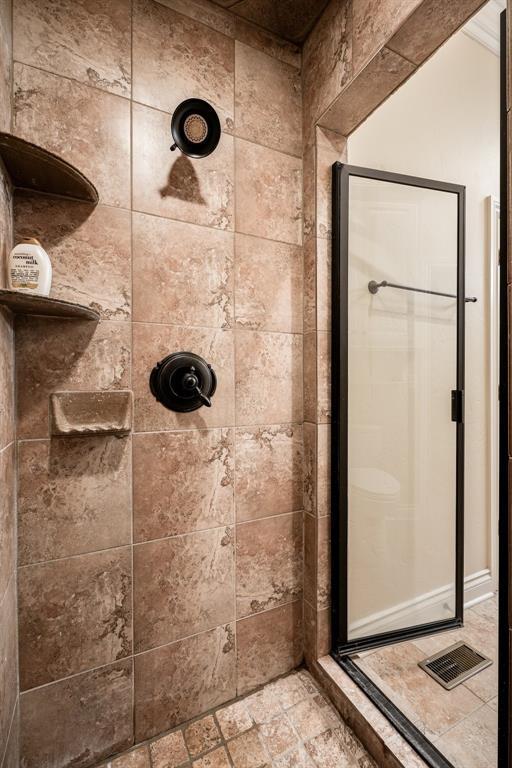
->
347, 26, 499, 625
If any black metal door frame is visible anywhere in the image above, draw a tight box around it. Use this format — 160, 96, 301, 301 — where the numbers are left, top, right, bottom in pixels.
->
331, 162, 466, 658
498, 10, 509, 768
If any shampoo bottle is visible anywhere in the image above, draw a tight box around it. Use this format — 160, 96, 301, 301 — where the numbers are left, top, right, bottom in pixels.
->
8, 238, 52, 297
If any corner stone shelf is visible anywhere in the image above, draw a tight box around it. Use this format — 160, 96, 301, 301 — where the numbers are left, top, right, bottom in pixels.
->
0, 132, 99, 203
0, 289, 100, 321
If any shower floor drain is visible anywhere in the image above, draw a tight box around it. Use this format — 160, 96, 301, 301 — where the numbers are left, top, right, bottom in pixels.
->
418, 641, 492, 690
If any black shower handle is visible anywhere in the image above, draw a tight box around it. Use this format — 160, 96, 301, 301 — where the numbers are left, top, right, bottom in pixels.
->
181, 366, 212, 407
194, 386, 212, 408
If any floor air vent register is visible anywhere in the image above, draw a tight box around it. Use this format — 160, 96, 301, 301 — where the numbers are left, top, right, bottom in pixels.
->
418, 641, 492, 690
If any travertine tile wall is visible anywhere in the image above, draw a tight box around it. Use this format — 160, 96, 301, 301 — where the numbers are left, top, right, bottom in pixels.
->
0, 0, 18, 766
8, 0, 303, 765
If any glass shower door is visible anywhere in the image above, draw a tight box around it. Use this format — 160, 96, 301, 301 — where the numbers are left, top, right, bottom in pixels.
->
331, 163, 465, 654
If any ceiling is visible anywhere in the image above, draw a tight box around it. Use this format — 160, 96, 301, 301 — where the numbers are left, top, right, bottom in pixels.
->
211, 0, 331, 44
462, 0, 506, 56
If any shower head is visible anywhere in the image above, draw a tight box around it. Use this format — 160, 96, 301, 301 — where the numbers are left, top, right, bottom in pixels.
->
170, 98, 221, 159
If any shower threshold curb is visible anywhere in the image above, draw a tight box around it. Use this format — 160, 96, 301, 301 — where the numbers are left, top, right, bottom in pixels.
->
310, 655, 429, 768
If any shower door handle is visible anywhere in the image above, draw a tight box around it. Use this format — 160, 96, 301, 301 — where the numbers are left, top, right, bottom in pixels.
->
451, 390, 464, 423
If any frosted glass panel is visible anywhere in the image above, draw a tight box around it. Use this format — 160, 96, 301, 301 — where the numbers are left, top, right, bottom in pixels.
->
347, 175, 458, 640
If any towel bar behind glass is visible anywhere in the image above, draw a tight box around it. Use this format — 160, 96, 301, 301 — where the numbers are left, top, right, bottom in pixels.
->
368, 279, 477, 303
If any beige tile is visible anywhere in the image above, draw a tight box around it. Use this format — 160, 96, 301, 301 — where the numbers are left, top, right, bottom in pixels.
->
303, 422, 316, 515
112, 746, 151, 768
303, 236, 316, 334
317, 332, 331, 423
302, 143, 315, 242
156, 0, 300, 68
234, 16, 300, 68
154, 0, 236, 38
316, 127, 347, 241
317, 607, 331, 659
0, 578, 17, 764
260, 712, 298, 757
134, 624, 236, 741
387, 0, 486, 66
317, 516, 331, 609
463, 662, 498, 704
230, 0, 326, 45
358, 641, 483, 738
317, 424, 330, 516
193, 746, 231, 767
244, 685, 282, 725
287, 696, 340, 742
321, 47, 415, 137
150, 730, 189, 768
18, 436, 131, 564
18, 547, 132, 690
303, 514, 317, 608
184, 715, 221, 757
16, 317, 131, 439
236, 602, 303, 695
226, 728, 267, 768
235, 331, 303, 426
134, 527, 234, 652
273, 746, 314, 768
303, 601, 317, 665
316, 238, 331, 332
133, 323, 234, 432
434, 704, 497, 768
302, 0, 352, 126
133, 213, 234, 327
304, 726, 366, 768
133, 102, 234, 230
352, 0, 422, 72
133, 429, 234, 542
20, 660, 133, 768
215, 700, 253, 740
269, 673, 310, 710
235, 424, 303, 522
0, 444, 15, 600
14, 196, 131, 319
294, 670, 319, 696
236, 512, 302, 617
235, 139, 302, 246
133, 0, 234, 131
235, 234, 303, 333
14, 63, 130, 208
0, 165, 13, 291
0, 0, 12, 132
2, 701, 19, 768
235, 41, 301, 156
0, 309, 14, 449
13, 0, 131, 96
303, 333, 317, 424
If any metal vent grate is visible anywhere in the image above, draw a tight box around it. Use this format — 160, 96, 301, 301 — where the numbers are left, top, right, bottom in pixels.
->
418, 641, 492, 690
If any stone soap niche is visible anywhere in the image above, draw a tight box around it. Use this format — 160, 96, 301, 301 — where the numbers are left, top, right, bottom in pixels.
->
50, 391, 133, 437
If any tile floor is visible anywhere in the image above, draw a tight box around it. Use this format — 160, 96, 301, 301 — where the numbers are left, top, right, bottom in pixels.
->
354, 594, 498, 768
99, 669, 377, 768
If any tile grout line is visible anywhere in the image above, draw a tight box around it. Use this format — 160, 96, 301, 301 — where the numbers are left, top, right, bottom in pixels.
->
6, 8, 21, 754
20, 599, 306, 699
129, 0, 136, 748
233, 35, 239, 700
